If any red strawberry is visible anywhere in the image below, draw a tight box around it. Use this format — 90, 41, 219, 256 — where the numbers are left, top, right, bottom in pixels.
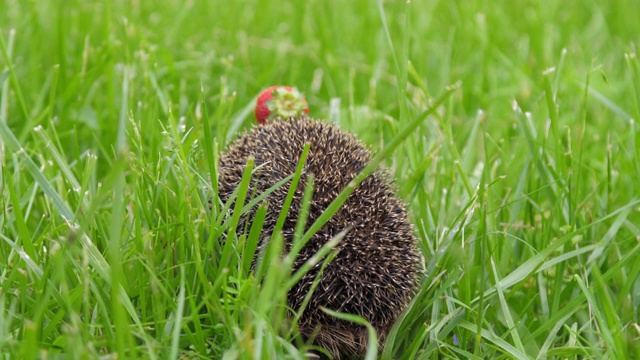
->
254, 85, 309, 124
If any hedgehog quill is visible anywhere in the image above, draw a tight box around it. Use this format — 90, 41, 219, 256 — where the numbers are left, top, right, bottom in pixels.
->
216, 116, 423, 359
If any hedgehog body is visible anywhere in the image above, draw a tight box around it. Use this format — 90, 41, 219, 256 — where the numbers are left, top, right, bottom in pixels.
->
217, 117, 423, 359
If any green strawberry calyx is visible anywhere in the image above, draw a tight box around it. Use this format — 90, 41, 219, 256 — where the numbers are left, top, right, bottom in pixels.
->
267, 87, 309, 120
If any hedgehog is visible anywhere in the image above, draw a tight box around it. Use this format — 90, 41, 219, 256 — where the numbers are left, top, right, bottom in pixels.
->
216, 117, 423, 359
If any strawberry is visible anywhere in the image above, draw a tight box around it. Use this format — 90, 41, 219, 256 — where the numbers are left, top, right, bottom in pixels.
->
254, 85, 309, 124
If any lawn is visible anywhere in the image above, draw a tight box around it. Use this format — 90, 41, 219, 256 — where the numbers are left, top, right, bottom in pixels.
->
1, 0, 639, 358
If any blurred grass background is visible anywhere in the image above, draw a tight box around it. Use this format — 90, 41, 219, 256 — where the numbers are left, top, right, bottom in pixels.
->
1, 0, 639, 358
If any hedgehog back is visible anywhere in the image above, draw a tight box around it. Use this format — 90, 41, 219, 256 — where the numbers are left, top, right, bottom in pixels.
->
217, 117, 422, 359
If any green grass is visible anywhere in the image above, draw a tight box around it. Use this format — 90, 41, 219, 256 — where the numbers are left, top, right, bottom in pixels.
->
1, 0, 640, 358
